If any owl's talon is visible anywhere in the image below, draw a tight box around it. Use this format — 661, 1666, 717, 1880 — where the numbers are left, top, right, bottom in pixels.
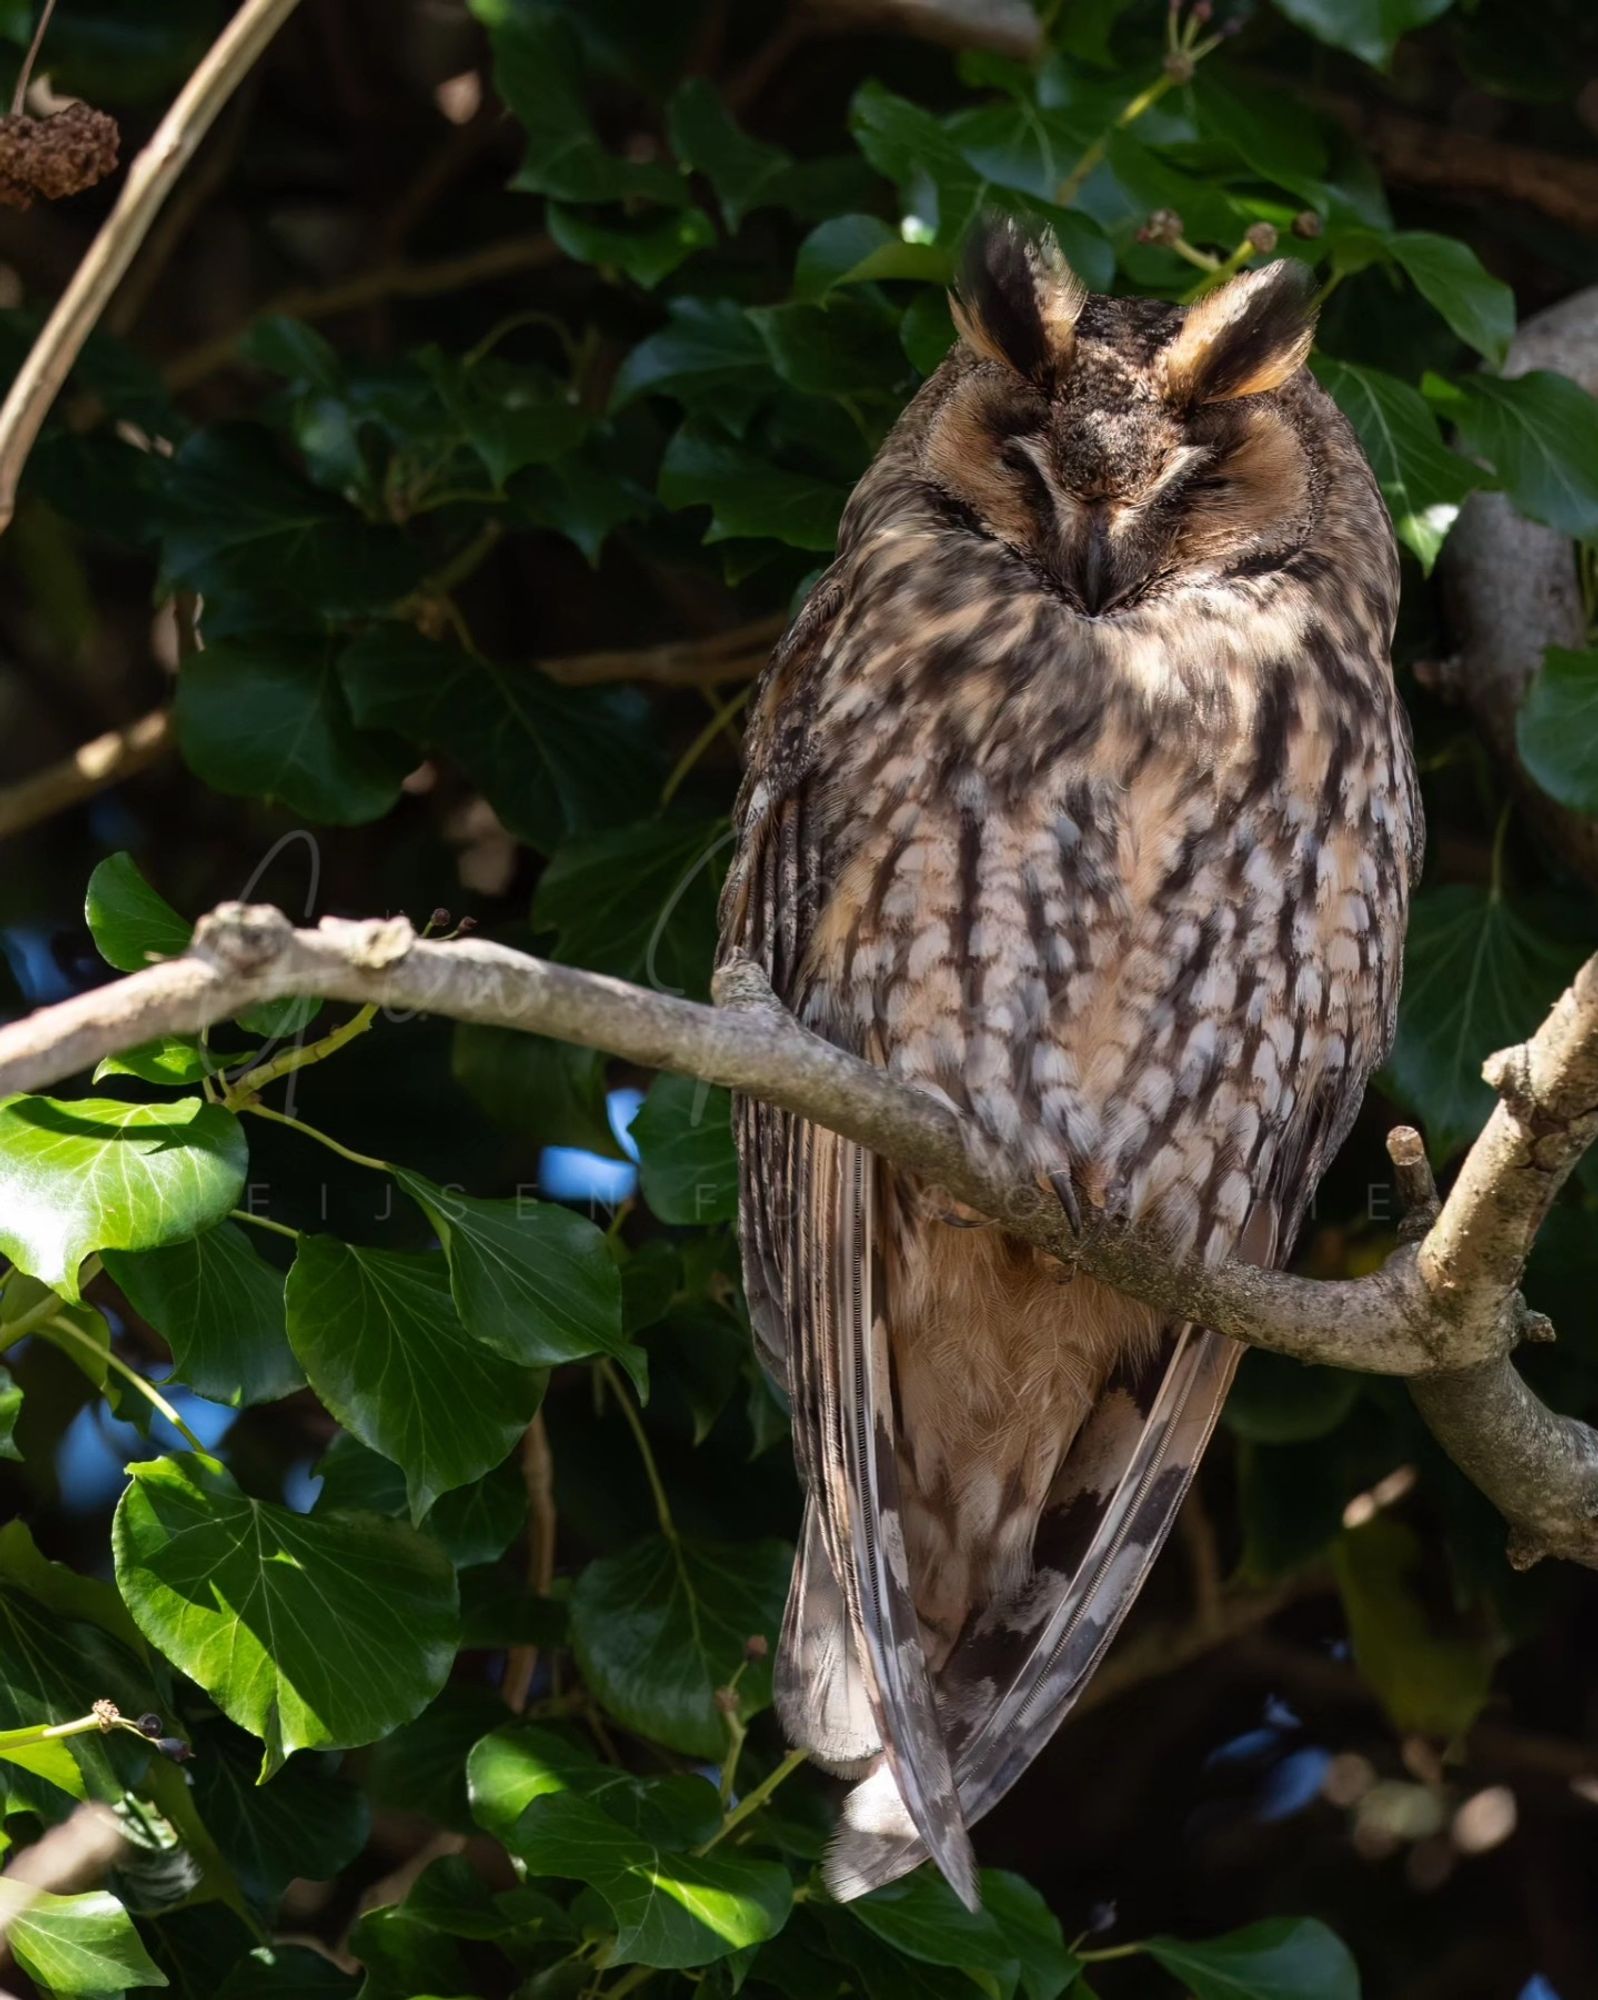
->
1049, 1169, 1084, 1237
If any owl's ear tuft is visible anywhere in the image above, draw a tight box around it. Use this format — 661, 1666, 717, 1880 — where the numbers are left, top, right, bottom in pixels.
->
1159, 259, 1317, 406
949, 213, 1087, 387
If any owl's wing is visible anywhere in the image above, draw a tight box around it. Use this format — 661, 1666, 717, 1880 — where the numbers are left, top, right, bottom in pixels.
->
721, 584, 979, 1909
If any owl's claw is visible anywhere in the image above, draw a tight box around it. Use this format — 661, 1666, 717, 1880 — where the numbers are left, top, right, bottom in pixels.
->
1048, 1168, 1084, 1237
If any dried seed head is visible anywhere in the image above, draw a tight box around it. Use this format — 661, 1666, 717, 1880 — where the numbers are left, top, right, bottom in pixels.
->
0, 104, 119, 207
1292, 210, 1324, 240
1244, 222, 1280, 255
744, 1633, 770, 1663
713, 1685, 742, 1716
1138, 207, 1185, 248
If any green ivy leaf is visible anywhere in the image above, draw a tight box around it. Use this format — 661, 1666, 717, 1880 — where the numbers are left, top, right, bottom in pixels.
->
85, 853, 192, 972
666, 79, 794, 229
533, 815, 727, 1000
1386, 231, 1515, 367
285, 1238, 544, 1520
793, 214, 899, 300
1334, 1515, 1498, 1737
113, 1452, 458, 1776
339, 627, 654, 854
1313, 356, 1482, 572
750, 297, 910, 402
569, 1532, 790, 1757
467, 1722, 716, 1846
394, 1169, 643, 1391
629, 1076, 739, 1226
161, 427, 423, 618
0, 1522, 162, 1812
508, 1789, 792, 1968
1267, 0, 1455, 69
849, 1869, 1024, 1987
610, 299, 776, 432
1424, 368, 1598, 538
1516, 647, 1598, 814
903, 289, 959, 377
418, 349, 590, 486
548, 200, 715, 289
85, 856, 322, 1041
103, 1221, 302, 1409
1189, 70, 1328, 201
473, 1, 685, 206
1386, 885, 1585, 1156
0, 1884, 166, 1995
177, 641, 411, 826
0, 1364, 19, 1462
189, 1723, 370, 1904
314, 1434, 528, 1569
1144, 1917, 1360, 1999
0, 1095, 247, 1301
94, 1036, 257, 1087
660, 425, 849, 551
367, 1684, 511, 1832
982, 1871, 1081, 2000
451, 1023, 619, 1156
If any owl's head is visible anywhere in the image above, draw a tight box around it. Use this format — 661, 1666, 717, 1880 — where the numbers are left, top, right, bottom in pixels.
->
926, 215, 1321, 614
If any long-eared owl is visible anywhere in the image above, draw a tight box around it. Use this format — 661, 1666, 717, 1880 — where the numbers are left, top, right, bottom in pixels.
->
718, 217, 1422, 1907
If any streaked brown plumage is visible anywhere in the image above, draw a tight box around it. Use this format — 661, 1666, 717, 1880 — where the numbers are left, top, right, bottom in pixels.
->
719, 217, 1422, 1906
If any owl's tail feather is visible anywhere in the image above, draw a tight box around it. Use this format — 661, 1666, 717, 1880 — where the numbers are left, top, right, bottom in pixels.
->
777, 1501, 880, 1777
823, 1325, 1241, 1901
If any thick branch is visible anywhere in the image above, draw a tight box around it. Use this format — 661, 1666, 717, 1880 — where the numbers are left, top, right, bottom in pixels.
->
0, 901, 1593, 1563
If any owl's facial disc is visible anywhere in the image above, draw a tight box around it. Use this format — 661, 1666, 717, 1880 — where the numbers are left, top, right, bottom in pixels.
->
935, 229, 1321, 611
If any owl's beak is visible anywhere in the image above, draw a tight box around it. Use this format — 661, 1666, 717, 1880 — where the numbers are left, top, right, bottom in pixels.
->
1079, 501, 1114, 614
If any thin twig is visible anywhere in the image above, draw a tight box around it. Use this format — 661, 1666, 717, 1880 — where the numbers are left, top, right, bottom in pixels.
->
9, 0, 58, 116
0, 708, 171, 842
0, 0, 308, 533
503, 1410, 557, 1711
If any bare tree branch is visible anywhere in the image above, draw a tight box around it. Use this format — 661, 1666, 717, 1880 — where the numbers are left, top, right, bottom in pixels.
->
0, 902, 1593, 1565
0, 709, 172, 841
0, 0, 308, 534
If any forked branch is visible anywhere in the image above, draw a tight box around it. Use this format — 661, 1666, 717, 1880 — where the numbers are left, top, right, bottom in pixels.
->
0, 902, 1593, 1567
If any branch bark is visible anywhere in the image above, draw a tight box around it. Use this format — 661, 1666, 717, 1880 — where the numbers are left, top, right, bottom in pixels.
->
0, 902, 1594, 1566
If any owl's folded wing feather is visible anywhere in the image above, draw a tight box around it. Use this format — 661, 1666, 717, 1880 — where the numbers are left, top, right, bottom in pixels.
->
721, 585, 979, 1908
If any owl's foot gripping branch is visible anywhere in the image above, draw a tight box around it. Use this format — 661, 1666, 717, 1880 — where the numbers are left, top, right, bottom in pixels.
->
0, 900, 1595, 1570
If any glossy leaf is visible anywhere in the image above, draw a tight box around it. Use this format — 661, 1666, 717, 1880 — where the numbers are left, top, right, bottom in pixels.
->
177, 641, 411, 826
1425, 368, 1598, 539
1386, 885, 1585, 1155
0, 1884, 166, 1994
113, 1452, 458, 1776
285, 1237, 543, 1519
395, 1168, 643, 1390
569, 1532, 790, 1756
94, 1036, 256, 1087
547, 200, 715, 289
339, 627, 654, 854
1516, 646, 1598, 814
533, 815, 727, 999
509, 1789, 792, 1968
660, 426, 848, 552
666, 78, 794, 228
451, 1022, 619, 1156
1268, 0, 1456, 68
314, 1433, 528, 1569
0, 1094, 247, 1301
189, 1723, 370, 1902
1313, 356, 1482, 572
104, 1221, 302, 1408
1144, 1916, 1360, 1998
982, 1871, 1082, 2000
629, 1075, 739, 1226
849, 1869, 1024, 1985
1387, 231, 1515, 367
85, 852, 192, 972
610, 298, 776, 431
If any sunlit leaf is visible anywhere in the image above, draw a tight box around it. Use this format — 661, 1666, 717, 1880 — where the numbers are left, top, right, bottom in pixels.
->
285, 1238, 542, 1519
1313, 356, 1482, 572
1516, 646, 1598, 814
85, 853, 192, 972
0, 1095, 247, 1301
105, 1221, 301, 1408
113, 1452, 458, 1776
1268, 0, 1455, 69
1387, 231, 1515, 367
0, 1884, 166, 1995
1425, 368, 1598, 539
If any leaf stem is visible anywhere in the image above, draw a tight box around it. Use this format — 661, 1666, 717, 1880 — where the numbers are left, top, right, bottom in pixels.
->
660, 684, 753, 808
597, 1358, 674, 1540
45, 1314, 206, 1452
1057, 70, 1175, 204
0, 1267, 95, 1353
242, 1101, 392, 1173
696, 1746, 808, 1854
229, 1207, 302, 1242
11, 0, 61, 116
224, 1004, 378, 1109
